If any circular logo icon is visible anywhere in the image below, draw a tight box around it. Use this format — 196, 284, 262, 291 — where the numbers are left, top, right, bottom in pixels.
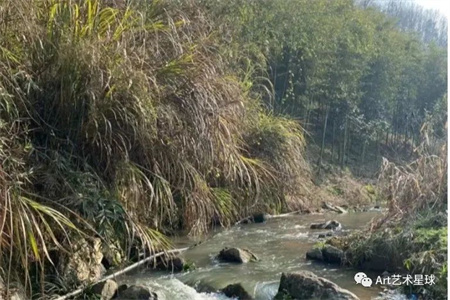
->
361, 277, 373, 288
354, 272, 367, 284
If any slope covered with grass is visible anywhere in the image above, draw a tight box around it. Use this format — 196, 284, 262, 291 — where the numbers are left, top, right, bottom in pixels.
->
0, 0, 310, 296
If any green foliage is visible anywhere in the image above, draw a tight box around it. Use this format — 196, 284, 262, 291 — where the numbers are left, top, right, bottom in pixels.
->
203, 0, 447, 169
328, 186, 344, 196
345, 218, 447, 296
183, 260, 196, 272
364, 184, 375, 195
313, 241, 326, 250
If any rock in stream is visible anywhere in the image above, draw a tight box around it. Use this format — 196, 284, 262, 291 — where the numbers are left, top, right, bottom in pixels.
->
306, 245, 344, 264
310, 220, 342, 230
221, 283, 253, 300
217, 247, 258, 263
275, 271, 359, 300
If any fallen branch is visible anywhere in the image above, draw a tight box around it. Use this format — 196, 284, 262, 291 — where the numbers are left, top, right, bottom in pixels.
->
53, 247, 189, 300
269, 210, 301, 218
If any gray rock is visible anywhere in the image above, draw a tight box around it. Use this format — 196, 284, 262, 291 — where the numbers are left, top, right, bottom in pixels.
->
221, 283, 253, 300
322, 245, 344, 264
115, 285, 157, 300
310, 220, 341, 230
306, 248, 323, 261
318, 234, 326, 238
324, 220, 342, 230
116, 284, 130, 295
310, 222, 325, 229
218, 247, 258, 263
275, 271, 359, 300
92, 279, 118, 300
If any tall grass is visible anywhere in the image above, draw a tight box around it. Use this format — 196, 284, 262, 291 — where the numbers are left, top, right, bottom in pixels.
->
0, 0, 308, 296
374, 125, 447, 228
344, 123, 447, 299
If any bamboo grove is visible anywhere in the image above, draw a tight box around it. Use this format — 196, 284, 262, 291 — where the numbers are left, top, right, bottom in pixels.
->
204, 0, 447, 172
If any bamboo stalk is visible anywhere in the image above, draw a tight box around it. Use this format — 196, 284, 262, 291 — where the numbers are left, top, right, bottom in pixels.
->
53, 247, 189, 300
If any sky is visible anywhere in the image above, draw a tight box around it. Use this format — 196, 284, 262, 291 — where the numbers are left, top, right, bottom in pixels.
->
414, 0, 449, 18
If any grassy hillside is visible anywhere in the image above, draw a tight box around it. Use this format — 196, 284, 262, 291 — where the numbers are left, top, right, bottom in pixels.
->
0, 0, 446, 298
0, 0, 311, 295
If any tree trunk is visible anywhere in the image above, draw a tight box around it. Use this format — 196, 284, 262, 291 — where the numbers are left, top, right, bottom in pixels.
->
340, 116, 348, 168
317, 106, 330, 173
359, 140, 367, 176
331, 119, 336, 163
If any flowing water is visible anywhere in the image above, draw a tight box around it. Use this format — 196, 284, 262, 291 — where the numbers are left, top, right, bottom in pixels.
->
119, 211, 407, 299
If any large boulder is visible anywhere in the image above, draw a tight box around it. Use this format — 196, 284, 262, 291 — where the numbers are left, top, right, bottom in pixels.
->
275, 271, 359, 300
217, 247, 258, 263
306, 245, 344, 264
92, 279, 118, 300
59, 238, 105, 287
322, 245, 344, 264
310, 220, 341, 230
306, 248, 323, 261
221, 283, 253, 300
114, 285, 157, 300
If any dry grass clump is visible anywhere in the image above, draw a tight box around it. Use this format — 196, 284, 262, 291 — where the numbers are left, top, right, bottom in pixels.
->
0, 0, 308, 295
373, 128, 447, 229
343, 125, 447, 299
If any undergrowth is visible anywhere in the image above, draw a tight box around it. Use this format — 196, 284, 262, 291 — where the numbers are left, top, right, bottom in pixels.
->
0, 0, 309, 296
341, 128, 447, 299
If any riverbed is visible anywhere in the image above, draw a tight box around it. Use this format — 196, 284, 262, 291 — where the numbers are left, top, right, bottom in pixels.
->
117, 211, 406, 299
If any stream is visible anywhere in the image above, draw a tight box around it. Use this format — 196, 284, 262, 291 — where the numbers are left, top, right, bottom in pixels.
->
118, 211, 407, 299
